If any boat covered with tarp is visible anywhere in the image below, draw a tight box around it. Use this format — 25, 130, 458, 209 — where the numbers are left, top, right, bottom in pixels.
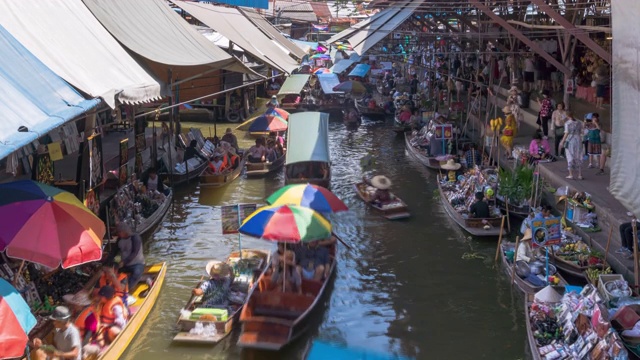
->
284, 111, 331, 188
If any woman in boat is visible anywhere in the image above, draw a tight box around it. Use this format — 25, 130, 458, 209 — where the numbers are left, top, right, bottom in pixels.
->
441, 159, 462, 182
368, 175, 393, 206
192, 261, 235, 310
270, 244, 302, 294
265, 140, 278, 162
516, 229, 535, 263
184, 140, 207, 163
98, 285, 128, 344
295, 240, 330, 282
269, 131, 285, 149
62, 290, 100, 348
142, 168, 168, 195
247, 138, 266, 163
209, 153, 226, 174
221, 128, 239, 152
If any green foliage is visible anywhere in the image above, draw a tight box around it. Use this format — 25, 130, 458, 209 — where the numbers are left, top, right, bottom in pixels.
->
498, 164, 535, 204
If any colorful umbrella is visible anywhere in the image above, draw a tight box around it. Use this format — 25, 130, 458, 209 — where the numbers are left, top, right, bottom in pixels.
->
0, 180, 105, 269
313, 68, 331, 75
0, 278, 37, 359
333, 80, 368, 94
266, 107, 290, 120
266, 184, 348, 214
239, 205, 331, 243
248, 113, 288, 132
310, 54, 331, 60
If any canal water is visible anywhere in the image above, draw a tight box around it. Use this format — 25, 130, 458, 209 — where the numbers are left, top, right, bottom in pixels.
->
123, 119, 527, 359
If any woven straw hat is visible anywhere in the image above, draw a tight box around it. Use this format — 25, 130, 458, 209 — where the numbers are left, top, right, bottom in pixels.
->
371, 175, 392, 190
441, 159, 461, 171
205, 260, 233, 278
521, 229, 532, 241
534, 285, 563, 304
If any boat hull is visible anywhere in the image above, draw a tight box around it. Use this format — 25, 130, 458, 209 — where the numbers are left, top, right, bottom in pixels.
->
137, 190, 173, 239
99, 263, 167, 360
353, 183, 410, 220
437, 175, 505, 237
404, 132, 442, 170
246, 154, 286, 178
161, 160, 209, 188
199, 158, 246, 188
173, 250, 270, 345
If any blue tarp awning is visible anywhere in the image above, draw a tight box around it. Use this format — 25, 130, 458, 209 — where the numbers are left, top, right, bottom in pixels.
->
0, 25, 99, 160
330, 59, 355, 74
348, 63, 371, 78
316, 73, 343, 95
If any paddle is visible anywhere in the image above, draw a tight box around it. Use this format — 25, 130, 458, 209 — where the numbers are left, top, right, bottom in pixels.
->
332, 232, 353, 251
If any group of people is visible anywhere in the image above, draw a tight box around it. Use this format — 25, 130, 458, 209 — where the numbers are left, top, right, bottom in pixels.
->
269, 236, 336, 294
247, 132, 285, 164
31, 224, 148, 360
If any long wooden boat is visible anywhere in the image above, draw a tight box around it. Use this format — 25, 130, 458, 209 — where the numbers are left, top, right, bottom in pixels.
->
353, 182, 410, 220
404, 132, 442, 170
136, 189, 173, 239
354, 98, 386, 120
100, 262, 167, 359
173, 249, 270, 344
237, 243, 337, 350
161, 160, 209, 188
199, 157, 247, 188
500, 243, 566, 294
550, 251, 604, 278
495, 195, 530, 218
246, 152, 286, 178
437, 175, 505, 237
524, 294, 543, 360
284, 112, 331, 189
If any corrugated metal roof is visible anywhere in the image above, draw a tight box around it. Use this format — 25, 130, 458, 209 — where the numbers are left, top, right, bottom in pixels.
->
268, 0, 317, 23
198, 0, 268, 9
309, 2, 331, 19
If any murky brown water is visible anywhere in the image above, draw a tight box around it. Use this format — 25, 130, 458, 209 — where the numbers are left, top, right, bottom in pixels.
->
122, 119, 527, 360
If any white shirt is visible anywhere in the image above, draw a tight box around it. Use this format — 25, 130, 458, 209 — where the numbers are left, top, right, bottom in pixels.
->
516, 241, 533, 262
524, 58, 535, 72
112, 305, 127, 328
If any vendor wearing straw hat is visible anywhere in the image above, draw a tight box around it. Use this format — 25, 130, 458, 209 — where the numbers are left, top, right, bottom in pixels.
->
192, 261, 235, 309
368, 175, 393, 205
441, 158, 461, 182
221, 128, 238, 152
63, 290, 100, 346
516, 229, 535, 263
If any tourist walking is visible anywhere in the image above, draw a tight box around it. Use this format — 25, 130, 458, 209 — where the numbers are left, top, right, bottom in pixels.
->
559, 111, 584, 180
550, 102, 567, 156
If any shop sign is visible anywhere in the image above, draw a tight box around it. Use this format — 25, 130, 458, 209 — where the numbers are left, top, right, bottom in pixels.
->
531, 216, 562, 247
221, 203, 257, 234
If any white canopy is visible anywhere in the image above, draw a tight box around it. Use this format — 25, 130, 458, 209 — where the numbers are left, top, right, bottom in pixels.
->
173, 1, 298, 73
327, 0, 423, 55
0, 0, 164, 108
239, 7, 307, 60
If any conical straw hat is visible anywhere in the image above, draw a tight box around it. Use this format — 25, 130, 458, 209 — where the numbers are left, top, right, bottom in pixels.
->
534, 285, 562, 304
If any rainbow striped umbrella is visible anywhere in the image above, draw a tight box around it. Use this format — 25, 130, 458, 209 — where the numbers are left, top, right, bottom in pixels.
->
0, 180, 105, 269
248, 113, 288, 132
0, 278, 36, 359
239, 205, 331, 243
266, 184, 348, 214
266, 107, 290, 120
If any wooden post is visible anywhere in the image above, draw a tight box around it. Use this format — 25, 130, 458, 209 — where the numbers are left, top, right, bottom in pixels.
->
494, 215, 507, 263
633, 217, 639, 289
511, 236, 521, 285
13, 260, 25, 287
505, 199, 512, 233
603, 226, 613, 269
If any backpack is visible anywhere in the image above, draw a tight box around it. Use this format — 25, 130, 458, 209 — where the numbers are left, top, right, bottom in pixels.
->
540, 98, 552, 118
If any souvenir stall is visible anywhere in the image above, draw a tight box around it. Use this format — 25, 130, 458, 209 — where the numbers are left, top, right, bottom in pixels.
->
551, 226, 605, 279
107, 177, 169, 236
526, 284, 628, 359
441, 166, 501, 220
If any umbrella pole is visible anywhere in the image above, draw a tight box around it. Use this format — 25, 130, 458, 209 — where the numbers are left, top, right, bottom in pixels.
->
13, 260, 25, 287
633, 217, 639, 289
332, 232, 352, 251
237, 204, 243, 259
494, 216, 506, 264
283, 243, 287, 293
510, 236, 521, 286
603, 225, 613, 269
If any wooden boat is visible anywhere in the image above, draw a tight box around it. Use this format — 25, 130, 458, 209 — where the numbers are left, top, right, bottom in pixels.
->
284, 112, 331, 188
173, 249, 270, 344
404, 132, 442, 170
436, 174, 505, 237
61, 262, 167, 359
353, 182, 410, 220
524, 294, 544, 360
161, 159, 209, 188
500, 243, 566, 294
246, 152, 286, 178
136, 189, 173, 239
392, 115, 412, 134
237, 243, 337, 350
550, 251, 604, 278
199, 157, 246, 188
495, 195, 530, 218
278, 74, 310, 112
354, 98, 386, 120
